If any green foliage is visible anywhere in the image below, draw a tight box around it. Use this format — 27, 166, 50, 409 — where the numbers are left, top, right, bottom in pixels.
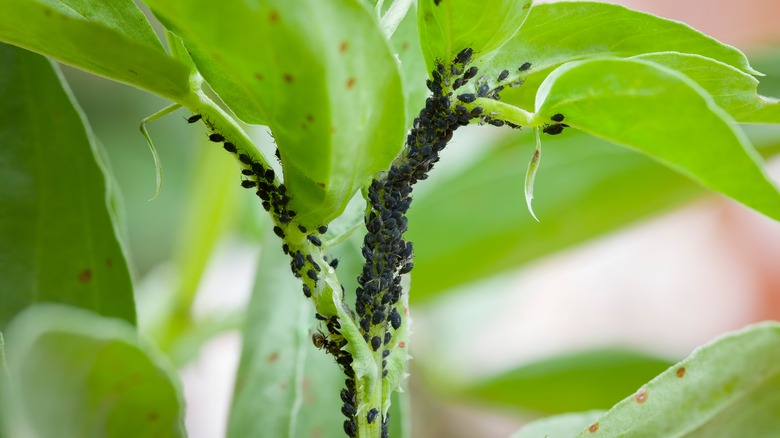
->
463, 349, 674, 414
534, 57, 780, 221
0, 0, 191, 101
417, 0, 532, 71
0, 44, 135, 329
2, 304, 185, 438
576, 323, 780, 437
2, 1, 780, 437
146, 0, 407, 226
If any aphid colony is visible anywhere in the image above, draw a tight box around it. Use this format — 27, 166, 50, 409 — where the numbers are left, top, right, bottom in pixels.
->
185, 45, 562, 437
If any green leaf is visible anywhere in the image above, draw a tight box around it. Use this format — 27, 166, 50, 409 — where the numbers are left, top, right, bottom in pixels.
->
407, 132, 699, 300
228, 229, 344, 438
512, 411, 605, 438
2, 303, 185, 438
0, 44, 135, 329
417, 0, 532, 72
633, 52, 780, 124
0, 0, 192, 101
578, 323, 780, 437
534, 57, 780, 221
145, 0, 406, 226
491, 1, 759, 112
464, 349, 674, 414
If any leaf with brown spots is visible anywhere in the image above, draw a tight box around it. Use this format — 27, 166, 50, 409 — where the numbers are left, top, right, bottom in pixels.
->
0, 45, 135, 329
145, 0, 406, 226
577, 323, 780, 437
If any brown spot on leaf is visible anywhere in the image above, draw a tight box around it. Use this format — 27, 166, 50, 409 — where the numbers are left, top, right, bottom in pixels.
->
78, 269, 92, 283
268, 9, 280, 23
401, 41, 409, 51
398, 341, 406, 348
148, 412, 159, 422
588, 423, 599, 433
106, 258, 113, 268
255, 72, 264, 81
676, 367, 686, 378
311, 427, 323, 438
306, 114, 314, 123
267, 352, 279, 363
283, 73, 294, 84
279, 383, 287, 390
339, 41, 349, 54
316, 182, 326, 188
635, 389, 648, 404
346, 77, 356, 89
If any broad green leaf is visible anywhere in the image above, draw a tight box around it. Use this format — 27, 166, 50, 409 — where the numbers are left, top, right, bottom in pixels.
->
633, 52, 780, 124
228, 228, 344, 438
578, 322, 780, 437
489, 1, 759, 112
513, 411, 605, 438
407, 132, 698, 300
535, 58, 780, 221
464, 349, 673, 414
2, 304, 185, 438
146, 0, 406, 226
0, 44, 135, 329
0, 0, 192, 102
417, 0, 532, 72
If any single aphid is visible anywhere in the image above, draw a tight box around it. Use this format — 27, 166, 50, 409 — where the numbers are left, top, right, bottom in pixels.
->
498, 69, 509, 81
318, 225, 328, 234
187, 114, 202, 123
209, 133, 225, 142
367, 408, 379, 424
223, 142, 237, 153
518, 62, 532, 71
307, 234, 322, 247
241, 180, 256, 189
551, 113, 565, 122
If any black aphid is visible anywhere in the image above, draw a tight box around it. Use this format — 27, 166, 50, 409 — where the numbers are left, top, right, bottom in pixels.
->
389, 308, 402, 330
298, 225, 307, 233
477, 83, 490, 97
450, 65, 462, 76
187, 114, 202, 123
209, 133, 224, 142
239, 154, 252, 165
306, 269, 317, 281
303, 284, 312, 298
341, 388, 354, 404
294, 252, 305, 270
273, 226, 285, 238
312, 331, 327, 349
241, 169, 253, 176
457, 93, 476, 103
318, 225, 328, 234
371, 336, 382, 351
342, 403, 356, 417
519, 62, 532, 71
383, 349, 391, 358
372, 311, 386, 325
399, 263, 413, 274
315, 313, 327, 321
455, 47, 473, 65
241, 180, 256, 189
543, 123, 566, 135
264, 169, 275, 181
307, 234, 322, 246
498, 69, 509, 81
344, 419, 357, 438
463, 66, 478, 80
384, 332, 392, 344
551, 113, 565, 122
223, 143, 237, 153
367, 408, 379, 424
329, 258, 339, 269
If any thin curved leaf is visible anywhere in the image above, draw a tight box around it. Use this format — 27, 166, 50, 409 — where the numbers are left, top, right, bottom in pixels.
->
417, 0, 532, 72
633, 52, 780, 124
463, 349, 674, 414
0, 0, 192, 101
2, 304, 185, 438
146, 0, 406, 226
490, 1, 759, 112
535, 58, 780, 221
578, 323, 780, 437
0, 44, 135, 329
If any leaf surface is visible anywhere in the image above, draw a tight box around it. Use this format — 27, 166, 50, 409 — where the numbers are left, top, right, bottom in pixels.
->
0, 44, 135, 329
